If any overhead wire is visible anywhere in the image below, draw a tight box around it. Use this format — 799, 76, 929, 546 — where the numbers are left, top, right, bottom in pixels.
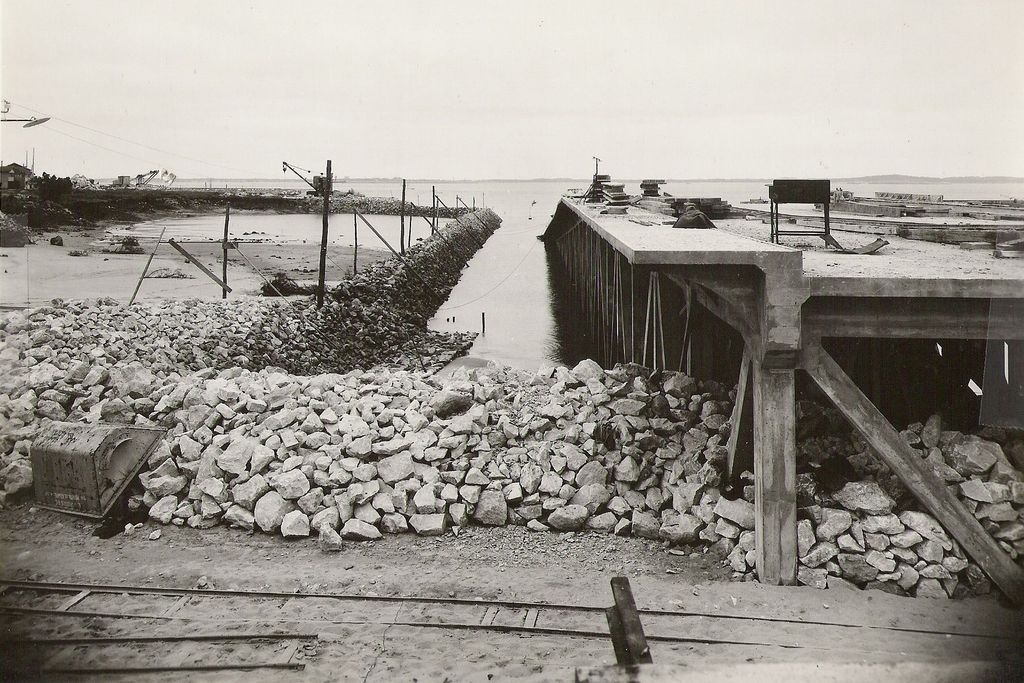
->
40, 125, 163, 167
437, 239, 538, 311
7, 99, 251, 174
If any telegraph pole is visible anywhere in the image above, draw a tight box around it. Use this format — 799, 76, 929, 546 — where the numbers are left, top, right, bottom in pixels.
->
317, 160, 332, 307
400, 179, 407, 255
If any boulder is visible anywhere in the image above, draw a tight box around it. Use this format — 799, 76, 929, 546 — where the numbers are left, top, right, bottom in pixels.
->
833, 481, 895, 515
430, 390, 473, 418
254, 491, 295, 533
410, 513, 446, 536
223, 504, 255, 530
280, 510, 310, 537
473, 490, 508, 526
273, 469, 311, 500
377, 452, 414, 483
547, 504, 589, 531
570, 483, 612, 514
318, 525, 344, 551
148, 495, 179, 524
341, 518, 383, 541
713, 497, 755, 530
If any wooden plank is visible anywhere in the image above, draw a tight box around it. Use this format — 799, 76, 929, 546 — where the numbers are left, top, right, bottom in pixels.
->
56, 590, 90, 612
604, 606, 632, 665
609, 576, 653, 664
162, 594, 191, 616
752, 363, 798, 585
726, 350, 754, 484
801, 343, 1024, 605
167, 239, 232, 293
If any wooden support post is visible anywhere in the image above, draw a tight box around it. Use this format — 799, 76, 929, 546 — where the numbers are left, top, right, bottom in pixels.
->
221, 206, 230, 299
752, 360, 798, 585
432, 185, 438, 234
802, 343, 1024, 605
400, 179, 407, 255
726, 351, 754, 485
316, 159, 332, 307
481, 311, 486, 334
353, 212, 358, 275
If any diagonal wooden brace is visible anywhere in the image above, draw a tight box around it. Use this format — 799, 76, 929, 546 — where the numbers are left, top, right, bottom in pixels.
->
801, 342, 1024, 605
167, 239, 232, 294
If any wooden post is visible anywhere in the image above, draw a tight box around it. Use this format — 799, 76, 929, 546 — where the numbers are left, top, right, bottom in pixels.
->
752, 361, 798, 585
316, 160, 332, 307
607, 577, 652, 664
481, 311, 486, 334
221, 205, 230, 299
726, 351, 754, 486
432, 185, 438, 233
353, 211, 358, 275
400, 179, 407, 255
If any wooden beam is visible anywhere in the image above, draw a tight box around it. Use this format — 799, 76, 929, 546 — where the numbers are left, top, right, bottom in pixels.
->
752, 362, 798, 585
801, 343, 1024, 605
167, 239, 231, 293
726, 351, 754, 486
803, 297, 1024, 341
608, 577, 653, 664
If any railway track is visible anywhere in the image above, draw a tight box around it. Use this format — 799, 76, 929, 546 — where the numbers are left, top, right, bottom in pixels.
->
2, 577, 1022, 675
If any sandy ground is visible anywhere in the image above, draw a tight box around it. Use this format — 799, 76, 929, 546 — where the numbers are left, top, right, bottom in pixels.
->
2, 504, 1022, 681
0, 231, 390, 308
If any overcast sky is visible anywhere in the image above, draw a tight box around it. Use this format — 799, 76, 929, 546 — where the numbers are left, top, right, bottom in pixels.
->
2, 0, 1022, 179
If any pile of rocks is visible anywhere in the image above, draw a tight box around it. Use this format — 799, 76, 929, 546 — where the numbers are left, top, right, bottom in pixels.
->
0, 210, 499, 498
302, 195, 464, 219
906, 417, 1024, 564
110, 358, 1020, 600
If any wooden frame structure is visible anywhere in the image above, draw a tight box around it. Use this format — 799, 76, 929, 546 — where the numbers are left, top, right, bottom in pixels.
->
769, 179, 831, 244
543, 197, 1024, 603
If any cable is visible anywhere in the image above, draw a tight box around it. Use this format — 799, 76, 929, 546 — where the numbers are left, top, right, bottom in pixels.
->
42, 125, 162, 167
437, 240, 538, 311
8, 100, 250, 174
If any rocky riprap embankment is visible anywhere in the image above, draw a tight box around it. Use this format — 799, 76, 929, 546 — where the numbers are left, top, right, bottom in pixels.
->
3, 330, 1023, 601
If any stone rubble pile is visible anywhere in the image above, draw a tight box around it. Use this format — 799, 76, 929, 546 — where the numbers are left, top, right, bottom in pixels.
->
0, 210, 499, 499
26, 353, 1012, 601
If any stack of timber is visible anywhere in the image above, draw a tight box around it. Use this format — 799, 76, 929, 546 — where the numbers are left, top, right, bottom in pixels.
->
585, 174, 612, 202
602, 183, 631, 207
640, 179, 665, 197
668, 197, 733, 220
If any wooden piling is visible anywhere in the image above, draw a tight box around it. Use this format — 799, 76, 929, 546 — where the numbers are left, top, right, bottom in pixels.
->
353, 212, 358, 275
481, 311, 486, 334
221, 205, 230, 300
316, 160, 332, 307
400, 179, 407, 255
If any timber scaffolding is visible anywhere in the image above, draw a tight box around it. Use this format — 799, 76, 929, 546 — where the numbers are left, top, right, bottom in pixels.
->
541, 196, 1024, 603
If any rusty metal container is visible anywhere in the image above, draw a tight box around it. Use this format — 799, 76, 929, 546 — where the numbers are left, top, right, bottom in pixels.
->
30, 421, 167, 518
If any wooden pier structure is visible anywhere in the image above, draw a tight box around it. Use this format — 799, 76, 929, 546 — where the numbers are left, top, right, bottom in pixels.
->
542, 196, 1024, 603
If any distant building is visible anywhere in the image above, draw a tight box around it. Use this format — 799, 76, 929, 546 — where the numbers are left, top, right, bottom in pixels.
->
1, 163, 33, 190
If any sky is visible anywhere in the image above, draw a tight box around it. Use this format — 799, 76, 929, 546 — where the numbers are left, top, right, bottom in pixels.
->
2, 0, 1023, 180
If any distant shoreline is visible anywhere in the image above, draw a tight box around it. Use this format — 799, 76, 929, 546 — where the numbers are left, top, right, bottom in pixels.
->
162, 175, 1024, 184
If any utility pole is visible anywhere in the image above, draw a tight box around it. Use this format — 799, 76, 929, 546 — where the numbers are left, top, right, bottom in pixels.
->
400, 179, 407, 255
432, 185, 438, 234
222, 205, 230, 299
317, 159, 332, 307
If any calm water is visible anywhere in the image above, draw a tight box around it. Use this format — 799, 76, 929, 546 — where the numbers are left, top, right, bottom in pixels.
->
162, 178, 1024, 370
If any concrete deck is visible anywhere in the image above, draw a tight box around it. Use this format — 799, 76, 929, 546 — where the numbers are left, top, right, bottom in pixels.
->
552, 198, 1024, 300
